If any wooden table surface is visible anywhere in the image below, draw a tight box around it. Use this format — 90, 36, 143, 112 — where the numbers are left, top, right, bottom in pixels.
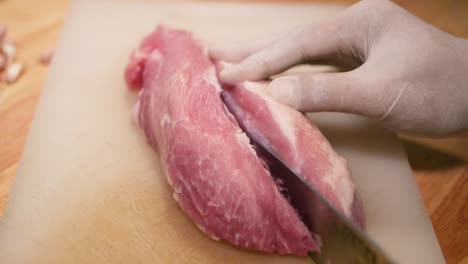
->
0, 0, 467, 263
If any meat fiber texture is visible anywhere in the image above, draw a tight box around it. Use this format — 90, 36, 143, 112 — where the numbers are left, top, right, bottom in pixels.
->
124, 25, 364, 256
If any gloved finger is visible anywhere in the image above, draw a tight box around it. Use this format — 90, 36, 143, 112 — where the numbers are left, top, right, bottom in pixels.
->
265, 70, 388, 119
219, 20, 363, 85
209, 27, 302, 62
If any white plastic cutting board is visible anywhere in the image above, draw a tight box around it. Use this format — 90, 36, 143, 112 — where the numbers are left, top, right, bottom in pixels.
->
0, 1, 445, 263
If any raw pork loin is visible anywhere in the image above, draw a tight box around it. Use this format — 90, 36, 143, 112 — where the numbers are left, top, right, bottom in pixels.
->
125, 26, 364, 256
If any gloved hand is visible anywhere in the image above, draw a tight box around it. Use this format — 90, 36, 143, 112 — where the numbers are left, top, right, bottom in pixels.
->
211, 0, 468, 136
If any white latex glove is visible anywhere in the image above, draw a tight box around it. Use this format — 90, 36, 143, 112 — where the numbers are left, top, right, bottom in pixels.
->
211, 0, 468, 136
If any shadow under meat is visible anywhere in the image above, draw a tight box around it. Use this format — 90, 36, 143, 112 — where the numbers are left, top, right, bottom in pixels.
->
401, 139, 465, 171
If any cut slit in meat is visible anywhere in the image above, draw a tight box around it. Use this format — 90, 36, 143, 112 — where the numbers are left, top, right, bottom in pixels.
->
221, 91, 294, 192
220, 89, 365, 237
124, 25, 365, 256
220, 82, 365, 228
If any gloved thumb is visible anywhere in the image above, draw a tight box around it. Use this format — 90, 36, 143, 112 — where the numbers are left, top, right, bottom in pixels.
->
266, 71, 379, 117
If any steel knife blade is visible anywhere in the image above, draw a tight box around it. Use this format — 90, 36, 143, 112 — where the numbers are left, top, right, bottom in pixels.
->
221, 90, 395, 264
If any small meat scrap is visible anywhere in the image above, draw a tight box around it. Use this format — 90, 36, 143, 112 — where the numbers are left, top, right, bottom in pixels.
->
2, 41, 16, 63
0, 26, 27, 86
5, 63, 24, 84
39, 48, 54, 65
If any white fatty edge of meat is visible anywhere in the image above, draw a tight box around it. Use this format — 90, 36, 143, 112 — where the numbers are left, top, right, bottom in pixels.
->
203, 66, 222, 92
242, 82, 301, 169
130, 49, 164, 124
201, 65, 258, 158
321, 151, 355, 216
133, 47, 150, 60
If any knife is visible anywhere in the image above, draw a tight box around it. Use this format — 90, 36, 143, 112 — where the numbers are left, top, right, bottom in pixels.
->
221, 91, 396, 264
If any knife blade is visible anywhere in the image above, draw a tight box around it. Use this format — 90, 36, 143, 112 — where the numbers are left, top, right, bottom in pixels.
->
221, 90, 395, 264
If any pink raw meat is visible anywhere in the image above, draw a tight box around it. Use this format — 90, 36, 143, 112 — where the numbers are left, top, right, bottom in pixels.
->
222, 82, 365, 228
124, 25, 364, 256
